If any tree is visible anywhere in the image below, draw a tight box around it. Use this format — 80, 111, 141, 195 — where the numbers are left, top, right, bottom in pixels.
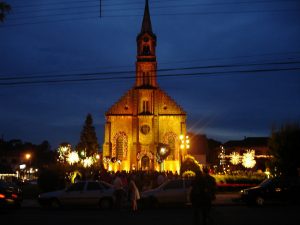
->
76, 114, 99, 157
269, 123, 300, 176
0, 2, 11, 22
180, 155, 201, 174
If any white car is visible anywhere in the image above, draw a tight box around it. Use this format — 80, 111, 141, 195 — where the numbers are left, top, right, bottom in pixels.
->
38, 180, 115, 209
140, 179, 192, 207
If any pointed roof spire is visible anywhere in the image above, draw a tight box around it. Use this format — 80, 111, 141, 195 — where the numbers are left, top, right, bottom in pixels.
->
141, 0, 153, 34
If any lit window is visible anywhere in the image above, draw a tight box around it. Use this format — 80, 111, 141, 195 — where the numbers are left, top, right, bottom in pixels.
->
142, 100, 149, 113
116, 136, 123, 160
167, 136, 175, 160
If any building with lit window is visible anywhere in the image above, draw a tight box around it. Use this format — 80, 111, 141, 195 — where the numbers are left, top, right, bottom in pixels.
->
102, 1, 187, 173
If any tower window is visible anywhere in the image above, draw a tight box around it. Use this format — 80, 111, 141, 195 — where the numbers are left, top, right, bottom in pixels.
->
143, 45, 150, 55
142, 100, 149, 113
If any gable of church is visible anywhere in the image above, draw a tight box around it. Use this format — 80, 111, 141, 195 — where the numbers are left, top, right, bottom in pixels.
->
157, 88, 186, 115
106, 89, 134, 115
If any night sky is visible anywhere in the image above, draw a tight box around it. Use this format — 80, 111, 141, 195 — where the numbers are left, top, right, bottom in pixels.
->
1, 0, 300, 149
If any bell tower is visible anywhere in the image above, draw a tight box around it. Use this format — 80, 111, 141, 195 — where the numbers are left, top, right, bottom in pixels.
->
135, 0, 157, 88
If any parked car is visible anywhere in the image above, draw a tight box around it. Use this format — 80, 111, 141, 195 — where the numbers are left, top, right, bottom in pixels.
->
0, 180, 23, 209
140, 178, 192, 207
240, 176, 300, 206
38, 180, 115, 209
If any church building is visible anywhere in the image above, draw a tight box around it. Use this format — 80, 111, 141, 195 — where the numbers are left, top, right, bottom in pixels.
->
102, 0, 187, 173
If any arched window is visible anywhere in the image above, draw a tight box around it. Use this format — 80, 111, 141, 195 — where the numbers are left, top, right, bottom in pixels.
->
168, 136, 175, 160
116, 136, 123, 160
142, 100, 149, 113
143, 45, 150, 55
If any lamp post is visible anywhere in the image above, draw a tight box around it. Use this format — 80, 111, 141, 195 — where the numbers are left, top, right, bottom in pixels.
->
25, 153, 32, 180
179, 134, 190, 165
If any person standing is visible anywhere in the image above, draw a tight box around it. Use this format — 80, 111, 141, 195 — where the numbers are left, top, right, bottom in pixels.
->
128, 175, 140, 212
202, 167, 217, 225
190, 170, 206, 225
113, 172, 124, 210
190, 168, 216, 225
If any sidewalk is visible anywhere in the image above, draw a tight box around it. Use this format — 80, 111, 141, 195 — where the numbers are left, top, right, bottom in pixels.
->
21, 193, 242, 208
214, 193, 242, 205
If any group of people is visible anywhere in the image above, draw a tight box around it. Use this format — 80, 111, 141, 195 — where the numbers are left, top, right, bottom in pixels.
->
106, 168, 217, 224
112, 172, 140, 212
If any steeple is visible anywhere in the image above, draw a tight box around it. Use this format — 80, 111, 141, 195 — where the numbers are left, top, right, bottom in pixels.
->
141, 0, 153, 35
135, 0, 157, 88
137, 0, 156, 40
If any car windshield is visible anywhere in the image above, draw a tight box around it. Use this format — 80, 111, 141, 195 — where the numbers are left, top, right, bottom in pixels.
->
259, 178, 273, 187
67, 182, 85, 192
163, 180, 183, 190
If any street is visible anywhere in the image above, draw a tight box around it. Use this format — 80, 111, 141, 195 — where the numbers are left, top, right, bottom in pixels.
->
1, 204, 299, 225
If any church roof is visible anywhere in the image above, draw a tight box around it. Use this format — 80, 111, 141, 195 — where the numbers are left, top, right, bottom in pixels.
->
106, 87, 186, 116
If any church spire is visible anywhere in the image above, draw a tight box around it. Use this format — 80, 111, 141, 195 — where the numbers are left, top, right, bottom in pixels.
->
141, 0, 152, 34
137, 0, 156, 40
135, 0, 157, 88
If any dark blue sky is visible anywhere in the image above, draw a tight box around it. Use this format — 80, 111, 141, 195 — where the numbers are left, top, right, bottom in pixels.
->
1, 0, 300, 149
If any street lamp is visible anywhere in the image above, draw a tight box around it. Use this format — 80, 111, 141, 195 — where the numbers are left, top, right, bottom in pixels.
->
25, 153, 31, 160
179, 134, 190, 165
24, 153, 32, 180
25, 153, 32, 166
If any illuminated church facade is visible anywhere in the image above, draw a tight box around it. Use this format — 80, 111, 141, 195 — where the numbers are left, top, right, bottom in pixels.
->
102, 1, 187, 173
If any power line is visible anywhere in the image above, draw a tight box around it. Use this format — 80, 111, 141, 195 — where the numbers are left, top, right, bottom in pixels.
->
10, 0, 299, 10
1, 60, 300, 81
0, 15, 98, 27
9, 0, 300, 18
0, 63, 299, 86
104, 8, 300, 18
5, 0, 299, 24
9, 9, 99, 21
11, 3, 100, 16
1, 50, 299, 80
11, 0, 99, 9
2, 7, 299, 28
1, 66, 299, 86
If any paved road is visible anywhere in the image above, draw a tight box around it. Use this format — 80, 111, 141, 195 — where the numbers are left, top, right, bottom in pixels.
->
1, 204, 299, 225
19, 193, 241, 208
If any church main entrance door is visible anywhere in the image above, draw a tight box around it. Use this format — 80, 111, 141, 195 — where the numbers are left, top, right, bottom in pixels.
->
141, 155, 150, 170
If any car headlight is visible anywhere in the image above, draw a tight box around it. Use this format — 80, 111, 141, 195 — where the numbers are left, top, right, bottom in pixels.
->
241, 190, 248, 195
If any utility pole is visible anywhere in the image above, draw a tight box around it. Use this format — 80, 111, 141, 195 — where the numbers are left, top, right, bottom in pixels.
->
100, 0, 102, 18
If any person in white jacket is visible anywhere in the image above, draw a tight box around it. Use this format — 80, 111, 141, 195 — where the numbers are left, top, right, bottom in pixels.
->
128, 175, 140, 211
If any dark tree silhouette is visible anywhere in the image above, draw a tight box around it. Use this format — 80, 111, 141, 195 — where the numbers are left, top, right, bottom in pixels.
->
0, 2, 11, 22
76, 114, 99, 156
269, 123, 300, 176
180, 155, 201, 174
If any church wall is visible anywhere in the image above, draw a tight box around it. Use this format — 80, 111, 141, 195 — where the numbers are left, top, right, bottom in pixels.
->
138, 116, 154, 145
109, 115, 133, 171
158, 115, 186, 174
